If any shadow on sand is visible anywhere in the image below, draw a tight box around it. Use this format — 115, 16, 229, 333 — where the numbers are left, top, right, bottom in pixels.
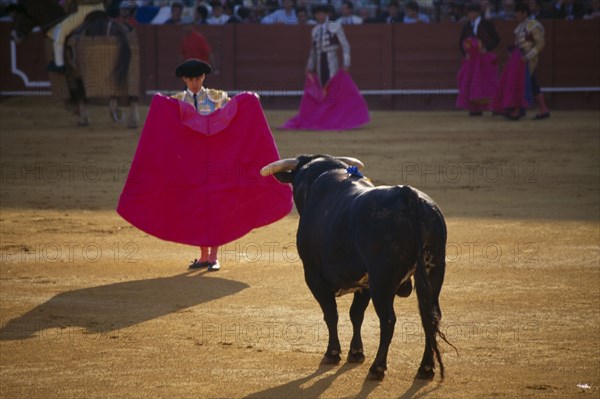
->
0, 271, 248, 340
244, 361, 441, 399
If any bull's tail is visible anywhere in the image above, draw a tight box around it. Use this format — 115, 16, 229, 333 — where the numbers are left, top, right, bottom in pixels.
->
403, 185, 452, 380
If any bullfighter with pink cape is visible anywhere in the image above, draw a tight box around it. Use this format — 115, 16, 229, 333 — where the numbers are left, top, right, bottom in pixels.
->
282, 70, 370, 131
117, 92, 293, 247
491, 47, 534, 118
456, 3, 500, 116
456, 37, 499, 113
282, 4, 369, 131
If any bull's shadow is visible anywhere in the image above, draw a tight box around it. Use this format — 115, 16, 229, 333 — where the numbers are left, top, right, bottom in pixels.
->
0, 271, 248, 340
244, 363, 371, 399
244, 363, 439, 399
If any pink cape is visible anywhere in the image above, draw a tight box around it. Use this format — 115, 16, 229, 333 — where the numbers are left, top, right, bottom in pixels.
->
117, 92, 293, 247
492, 47, 532, 111
456, 38, 498, 110
281, 70, 370, 131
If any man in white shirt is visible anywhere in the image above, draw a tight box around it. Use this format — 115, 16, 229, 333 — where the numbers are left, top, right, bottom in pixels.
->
261, 0, 298, 24
336, 1, 363, 24
207, 1, 230, 24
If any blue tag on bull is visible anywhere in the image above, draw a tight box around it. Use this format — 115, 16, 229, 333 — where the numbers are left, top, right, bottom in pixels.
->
346, 166, 364, 178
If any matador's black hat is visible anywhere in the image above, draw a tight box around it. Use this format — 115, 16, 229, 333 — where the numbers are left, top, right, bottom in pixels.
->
175, 59, 212, 78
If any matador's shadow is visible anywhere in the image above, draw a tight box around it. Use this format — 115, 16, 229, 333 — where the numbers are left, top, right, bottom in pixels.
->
0, 271, 248, 340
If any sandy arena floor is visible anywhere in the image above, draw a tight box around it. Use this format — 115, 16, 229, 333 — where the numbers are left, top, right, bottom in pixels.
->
0, 97, 598, 398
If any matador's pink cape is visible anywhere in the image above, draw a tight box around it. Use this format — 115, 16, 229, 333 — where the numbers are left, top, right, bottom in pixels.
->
492, 47, 533, 112
117, 92, 293, 247
456, 37, 498, 110
281, 70, 370, 131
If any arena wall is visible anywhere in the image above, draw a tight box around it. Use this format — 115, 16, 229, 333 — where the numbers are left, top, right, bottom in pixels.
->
1, 20, 598, 109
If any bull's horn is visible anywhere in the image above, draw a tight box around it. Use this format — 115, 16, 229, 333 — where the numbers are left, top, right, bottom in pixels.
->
260, 158, 300, 176
336, 157, 365, 169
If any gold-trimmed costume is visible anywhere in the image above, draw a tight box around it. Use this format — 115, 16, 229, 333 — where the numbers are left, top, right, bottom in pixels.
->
514, 18, 545, 73
171, 87, 230, 115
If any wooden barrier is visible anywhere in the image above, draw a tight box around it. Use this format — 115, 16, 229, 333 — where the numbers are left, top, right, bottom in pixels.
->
1, 20, 598, 109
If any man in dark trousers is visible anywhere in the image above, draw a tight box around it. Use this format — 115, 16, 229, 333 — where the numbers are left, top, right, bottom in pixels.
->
457, 3, 500, 116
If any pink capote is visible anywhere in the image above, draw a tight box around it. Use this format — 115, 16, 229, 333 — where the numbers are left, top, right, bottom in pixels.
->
456, 37, 498, 110
492, 47, 531, 111
117, 92, 293, 247
281, 70, 370, 131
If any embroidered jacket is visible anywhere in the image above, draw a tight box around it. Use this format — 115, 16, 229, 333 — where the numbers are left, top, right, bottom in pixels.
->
171, 87, 229, 115
514, 18, 545, 72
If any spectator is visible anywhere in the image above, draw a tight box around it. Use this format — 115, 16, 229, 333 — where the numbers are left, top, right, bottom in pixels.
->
164, 2, 184, 24
261, 0, 298, 24
386, 1, 403, 23
224, 1, 242, 23
135, 2, 160, 23
553, 0, 586, 19
583, 0, 600, 18
403, 1, 430, 23
481, 0, 498, 19
207, 1, 230, 24
442, 1, 467, 22
297, 5, 317, 24
116, 0, 137, 26
496, 0, 515, 20
529, 0, 553, 19
150, 0, 174, 24
194, 4, 209, 24
236, 6, 260, 23
337, 1, 363, 24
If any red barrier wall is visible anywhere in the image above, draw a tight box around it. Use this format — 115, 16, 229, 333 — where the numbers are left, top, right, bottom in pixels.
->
1, 20, 598, 109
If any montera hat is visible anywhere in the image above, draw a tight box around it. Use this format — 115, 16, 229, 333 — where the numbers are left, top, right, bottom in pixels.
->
175, 59, 212, 78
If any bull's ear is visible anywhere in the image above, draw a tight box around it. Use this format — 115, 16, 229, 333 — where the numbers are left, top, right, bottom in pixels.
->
273, 171, 294, 183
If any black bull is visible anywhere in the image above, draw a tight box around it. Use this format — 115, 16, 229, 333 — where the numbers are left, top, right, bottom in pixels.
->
261, 155, 452, 381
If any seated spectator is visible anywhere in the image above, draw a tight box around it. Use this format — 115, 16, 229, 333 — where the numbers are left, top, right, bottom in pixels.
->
584, 0, 600, 18
386, 1, 403, 23
261, 0, 298, 24
117, 0, 137, 26
150, 0, 174, 24
194, 4, 209, 24
164, 2, 184, 24
337, 1, 363, 24
481, 0, 498, 19
403, 1, 430, 23
554, 0, 586, 19
135, 3, 160, 23
297, 5, 316, 24
207, 1, 231, 24
441, 1, 466, 22
236, 6, 261, 23
496, 0, 515, 20
529, 0, 553, 19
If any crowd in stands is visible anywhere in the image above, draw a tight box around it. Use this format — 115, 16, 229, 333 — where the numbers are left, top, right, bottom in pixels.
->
104, 0, 600, 26
0, 0, 598, 24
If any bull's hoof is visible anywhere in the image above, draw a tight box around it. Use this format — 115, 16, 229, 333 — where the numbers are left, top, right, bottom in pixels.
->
416, 366, 435, 380
321, 352, 341, 365
347, 349, 365, 363
367, 366, 386, 381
